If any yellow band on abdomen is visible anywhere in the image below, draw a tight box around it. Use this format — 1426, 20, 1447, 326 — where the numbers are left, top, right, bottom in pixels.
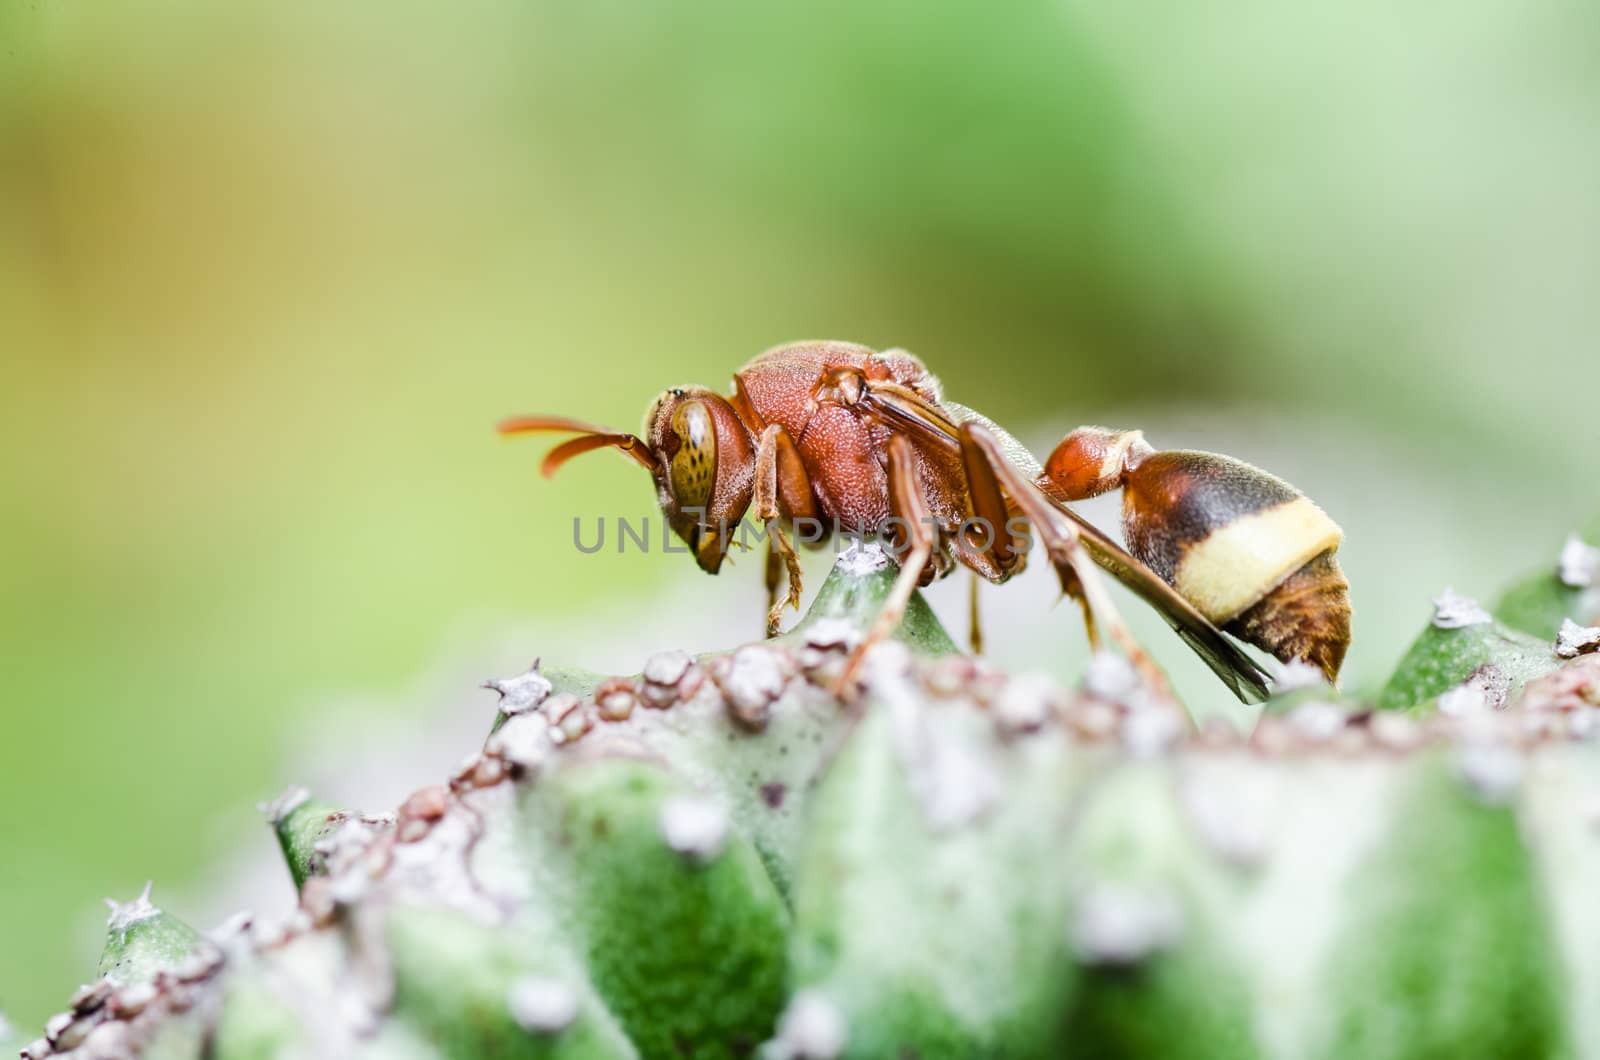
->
1173, 497, 1343, 623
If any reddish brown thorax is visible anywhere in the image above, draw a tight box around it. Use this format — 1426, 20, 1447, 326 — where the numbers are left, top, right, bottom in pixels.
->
732, 342, 956, 537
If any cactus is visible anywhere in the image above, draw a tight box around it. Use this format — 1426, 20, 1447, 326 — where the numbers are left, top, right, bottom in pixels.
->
12, 535, 1600, 1060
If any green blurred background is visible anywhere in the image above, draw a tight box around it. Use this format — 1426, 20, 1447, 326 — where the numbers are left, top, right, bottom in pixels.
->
1, 0, 1595, 1026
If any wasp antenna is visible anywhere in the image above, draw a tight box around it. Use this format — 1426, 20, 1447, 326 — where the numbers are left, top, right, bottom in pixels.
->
498, 414, 660, 477
536, 433, 649, 477
496, 414, 623, 437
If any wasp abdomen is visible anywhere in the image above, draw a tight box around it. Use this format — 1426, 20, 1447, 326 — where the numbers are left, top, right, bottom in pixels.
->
1122, 450, 1351, 682
1124, 452, 1333, 614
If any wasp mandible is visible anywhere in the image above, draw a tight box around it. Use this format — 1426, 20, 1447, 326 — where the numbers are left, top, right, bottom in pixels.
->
500, 341, 1351, 701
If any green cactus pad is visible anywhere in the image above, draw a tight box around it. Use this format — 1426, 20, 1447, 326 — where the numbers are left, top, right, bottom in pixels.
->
1377, 591, 1559, 712
1321, 757, 1568, 1059
97, 883, 210, 986
519, 760, 790, 1057
783, 546, 958, 658
787, 682, 1086, 1058
1057, 760, 1260, 1060
266, 790, 351, 892
16, 542, 1600, 1059
386, 904, 637, 1059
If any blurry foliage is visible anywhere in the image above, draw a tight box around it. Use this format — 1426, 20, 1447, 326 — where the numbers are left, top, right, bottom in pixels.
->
0, 0, 1595, 1025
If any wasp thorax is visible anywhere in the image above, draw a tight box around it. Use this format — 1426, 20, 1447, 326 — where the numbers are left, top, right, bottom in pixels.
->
1041, 427, 1155, 501
1119, 448, 1351, 683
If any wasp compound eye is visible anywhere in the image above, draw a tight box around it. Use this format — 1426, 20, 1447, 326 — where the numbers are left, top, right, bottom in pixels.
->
669, 399, 717, 511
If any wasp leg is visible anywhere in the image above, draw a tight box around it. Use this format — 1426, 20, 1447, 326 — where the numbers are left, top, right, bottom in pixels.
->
754, 424, 816, 636
968, 573, 984, 656
762, 526, 804, 636
959, 422, 1172, 698
1075, 593, 1101, 651
951, 417, 1024, 658
764, 540, 785, 639
835, 435, 936, 697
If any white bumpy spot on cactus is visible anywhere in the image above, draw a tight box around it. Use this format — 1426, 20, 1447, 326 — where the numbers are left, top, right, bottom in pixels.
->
482, 663, 554, 715
835, 539, 891, 576
1287, 700, 1348, 742
506, 976, 580, 1035
643, 649, 693, 687
173, 949, 223, 983
1120, 704, 1183, 759
1436, 663, 1511, 716
595, 683, 637, 722
793, 618, 857, 675
43, 1012, 73, 1046
111, 981, 157, 1018
1069, 882, 1185, 966
1471, 664, 1511, 709
1558, 533, 1600, 588
1083, 651, 1138, 702
803, 618, 858, 651
1179, 762, 1274, 868
328, 865, 372, 905
545, 695, 594, 745
766, 990, 848, 1060
315, 817, 388, 893
259, 786, 310, 824
1438, 682, 1491, 717
103, 881, 158, 932
873, 640, 1001, 830
539, 691, 579, 720
1456, 742, 1524, 804
991, 672, 1061, 736
797, 618, 859, 670
79, 1020, 131, 1059
386, 798, 504, 919
486, 711, 555, 775
659, 794, 731, 862
1431, 587, 1493, 629
1271, 658, 1331, 694
1369, 710, 1424, 750
207, 911, 253, 946
1555, 619, 1600, 659
453, 752, 487, 784
721, 645, 790, 729
862, 638, 913, 683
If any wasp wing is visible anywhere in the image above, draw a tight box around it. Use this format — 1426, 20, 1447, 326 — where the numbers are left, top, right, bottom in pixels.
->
855, 383, 1272, 702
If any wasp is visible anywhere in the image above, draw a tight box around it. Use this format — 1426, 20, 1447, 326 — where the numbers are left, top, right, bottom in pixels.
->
500, 341, 1351, 701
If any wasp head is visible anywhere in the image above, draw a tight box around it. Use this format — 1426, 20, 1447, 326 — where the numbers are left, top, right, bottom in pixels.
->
499, 388, 756, 575
642, 387, 756, 573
